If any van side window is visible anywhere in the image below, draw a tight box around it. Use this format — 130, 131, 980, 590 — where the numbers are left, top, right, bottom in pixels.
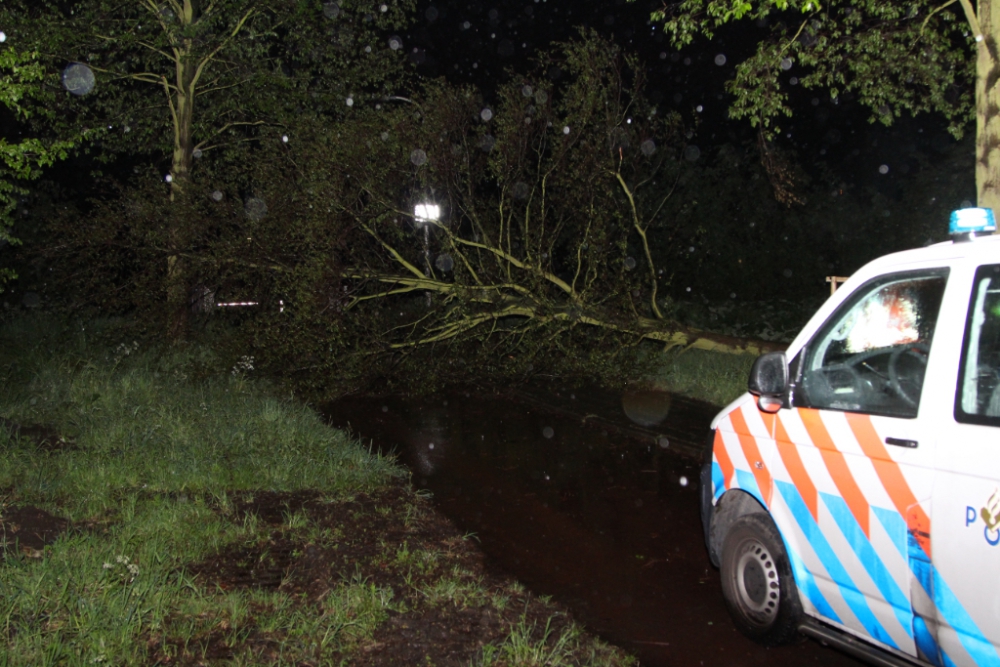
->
795, 270, 948, 418
956, 264, 1000, 426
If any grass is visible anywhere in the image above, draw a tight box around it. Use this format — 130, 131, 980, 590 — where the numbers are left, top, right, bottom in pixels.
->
0, 314, 635, 666
638, 343, 758, 407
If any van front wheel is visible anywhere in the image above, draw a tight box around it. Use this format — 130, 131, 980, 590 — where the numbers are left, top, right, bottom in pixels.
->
720, 513, 802, 646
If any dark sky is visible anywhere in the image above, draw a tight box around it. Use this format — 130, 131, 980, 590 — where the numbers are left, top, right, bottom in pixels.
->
399, 0, 973, 202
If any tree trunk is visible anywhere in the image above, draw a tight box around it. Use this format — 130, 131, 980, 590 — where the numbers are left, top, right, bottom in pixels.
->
976, 0, 1000, 211
166, 42, 196, 341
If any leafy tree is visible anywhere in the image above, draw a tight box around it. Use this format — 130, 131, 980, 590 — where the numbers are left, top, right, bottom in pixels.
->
45, 33, 776, 393
0, 0, 414, 332
643, 0, 994, 209
0, 39, 84, 291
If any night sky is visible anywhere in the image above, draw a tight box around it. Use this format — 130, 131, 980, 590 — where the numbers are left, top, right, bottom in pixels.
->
399, 0, 974, 205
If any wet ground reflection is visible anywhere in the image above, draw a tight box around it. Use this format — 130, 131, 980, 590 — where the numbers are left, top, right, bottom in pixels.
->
325, 387, 861, 667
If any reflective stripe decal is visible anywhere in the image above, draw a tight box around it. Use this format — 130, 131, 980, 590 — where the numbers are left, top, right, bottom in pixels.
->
713, 428, 735, 490
800, 409, 872, 538
845, 412, 932, 558
775, 416, 819, 521
776, 480, 896, 646
932, 569, 1000, 667
729, 407, 774, 507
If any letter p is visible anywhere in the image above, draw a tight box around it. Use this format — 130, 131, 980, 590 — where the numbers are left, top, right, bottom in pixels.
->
967, 506, 978, 527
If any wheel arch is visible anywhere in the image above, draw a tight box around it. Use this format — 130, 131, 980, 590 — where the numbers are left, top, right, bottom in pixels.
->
708, 488, 768, 568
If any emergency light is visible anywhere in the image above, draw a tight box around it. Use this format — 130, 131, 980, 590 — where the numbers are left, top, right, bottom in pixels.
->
949, 207, 996, 240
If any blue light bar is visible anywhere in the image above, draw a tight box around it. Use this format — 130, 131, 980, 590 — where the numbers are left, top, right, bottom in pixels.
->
950, 207, 997, 236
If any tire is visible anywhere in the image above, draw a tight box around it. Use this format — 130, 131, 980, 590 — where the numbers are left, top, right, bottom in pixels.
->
719, 512, 802, 646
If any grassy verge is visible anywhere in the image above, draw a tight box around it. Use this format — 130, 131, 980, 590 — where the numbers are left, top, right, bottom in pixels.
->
638, 344, 757, 407
0, 315, 634, 666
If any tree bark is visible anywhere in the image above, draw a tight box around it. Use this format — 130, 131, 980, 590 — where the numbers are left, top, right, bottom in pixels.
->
975, 0, 1000, 211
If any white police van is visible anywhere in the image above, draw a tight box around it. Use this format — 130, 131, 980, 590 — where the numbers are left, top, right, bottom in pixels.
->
701, 209, 1000, 666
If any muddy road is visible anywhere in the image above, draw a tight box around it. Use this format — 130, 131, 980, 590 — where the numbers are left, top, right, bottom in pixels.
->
325, 386, 862, 667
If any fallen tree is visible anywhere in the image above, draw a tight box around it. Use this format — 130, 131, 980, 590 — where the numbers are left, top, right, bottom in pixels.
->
47, 32, 777, 392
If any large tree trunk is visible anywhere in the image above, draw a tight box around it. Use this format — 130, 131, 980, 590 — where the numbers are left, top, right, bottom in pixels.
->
976, 0, 1000, 211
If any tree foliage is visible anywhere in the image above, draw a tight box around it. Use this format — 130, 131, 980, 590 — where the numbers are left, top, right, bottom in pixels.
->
0, 42, 86, 290
42, 33, 774, 393
644, 0, 992, 205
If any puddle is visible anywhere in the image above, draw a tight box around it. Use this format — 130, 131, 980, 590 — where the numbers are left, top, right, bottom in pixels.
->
325, 386, 861, 667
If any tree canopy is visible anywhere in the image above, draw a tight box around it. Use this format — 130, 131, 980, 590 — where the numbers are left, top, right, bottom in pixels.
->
644, 0, 994, 208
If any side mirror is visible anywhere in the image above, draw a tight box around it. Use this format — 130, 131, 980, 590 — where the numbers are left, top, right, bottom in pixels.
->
748, 351, 788, 413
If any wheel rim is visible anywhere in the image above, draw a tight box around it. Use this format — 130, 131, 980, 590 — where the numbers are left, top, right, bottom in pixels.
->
733, 537, 780, 625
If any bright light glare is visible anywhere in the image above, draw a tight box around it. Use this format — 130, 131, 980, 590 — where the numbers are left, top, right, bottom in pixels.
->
414, 203, 440, 222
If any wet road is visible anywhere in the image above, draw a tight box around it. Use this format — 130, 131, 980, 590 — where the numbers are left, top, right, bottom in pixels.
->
325, 387, 863, 667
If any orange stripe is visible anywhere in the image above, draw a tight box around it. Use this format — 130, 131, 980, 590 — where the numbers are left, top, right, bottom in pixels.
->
729, 407, 773, 507
713, 428, 735, 490
845, 413, 931, 558
799, 408, 871, 537
775, 415, 819, 521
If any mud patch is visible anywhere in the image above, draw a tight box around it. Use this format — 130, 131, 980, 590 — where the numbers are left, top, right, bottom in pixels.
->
0, 505, 71, 557
162, 484, 615, 667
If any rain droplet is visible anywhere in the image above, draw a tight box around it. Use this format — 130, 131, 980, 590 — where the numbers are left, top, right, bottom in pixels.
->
164, 174, 172, 183
683, 145, 701, 162
696, 105, 703, 112
434, 253, 454, 272
522, 84, 533, 97
879, 164, 889, 174
658, 437, 670, 449
323, 2, 340, 19
730, 292, 736, 299
211, 190, 223, 202
429, 443, 435, 450
679, 476, 689, 487
62, 63, 95, 96
534, 90, 548, 104
388, 36, 402, 50
0, 32, 6, 43
790, 76, 799, 85
480, 107, 493, 121
962, 199, 974, 208
782, 268, 793, 278
192, 148, 202, 159
380, 3, 388, 11
562, 126, 571, 134
543, 426, 554, 439
512, 182, 530, 200
382, 405, 389, 412
780, 57, 793, 70
410, 148, 428, 166
282, 135, 289, 143
425, 6, 439, 21
346, 96, 354, 107
624, 256, 637, 271
640, 139, 656, 156
462, 20, 471, 29
714, 53, 726, 66
479, 134, 495, 152
245, 197, 268, 222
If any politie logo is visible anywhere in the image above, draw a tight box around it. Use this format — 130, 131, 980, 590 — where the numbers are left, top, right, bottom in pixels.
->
968, 488, 1000, 546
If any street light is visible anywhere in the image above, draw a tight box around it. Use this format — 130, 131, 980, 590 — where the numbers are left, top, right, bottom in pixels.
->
413, 202, 441, 276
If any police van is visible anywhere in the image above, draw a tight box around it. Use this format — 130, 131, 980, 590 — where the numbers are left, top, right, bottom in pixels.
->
701, 209, 1000, 667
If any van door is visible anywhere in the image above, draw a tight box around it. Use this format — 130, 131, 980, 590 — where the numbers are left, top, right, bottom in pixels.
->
771, 269, 948, 662
931, 263, 1000, 667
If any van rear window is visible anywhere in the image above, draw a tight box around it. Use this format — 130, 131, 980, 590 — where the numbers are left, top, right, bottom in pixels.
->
956, 264, 1000, 426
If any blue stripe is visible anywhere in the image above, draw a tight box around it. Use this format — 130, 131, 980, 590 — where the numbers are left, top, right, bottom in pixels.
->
712, 461, 725, 502
824, 495, 913, 639
931, 568, 1000, 667
773, 481, 896, 648
774, 481, 840, 622
872, 506, 908, 561
735, 469, 765, 507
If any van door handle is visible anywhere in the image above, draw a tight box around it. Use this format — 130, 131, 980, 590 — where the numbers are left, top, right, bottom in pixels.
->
885, 437, 918, 449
